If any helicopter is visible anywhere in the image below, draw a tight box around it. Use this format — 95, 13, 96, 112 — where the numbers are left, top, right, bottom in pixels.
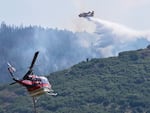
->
7, 51, 57, 97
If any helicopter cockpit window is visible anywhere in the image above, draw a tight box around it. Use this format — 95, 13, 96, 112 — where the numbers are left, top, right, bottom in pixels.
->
41, 77, 49, 84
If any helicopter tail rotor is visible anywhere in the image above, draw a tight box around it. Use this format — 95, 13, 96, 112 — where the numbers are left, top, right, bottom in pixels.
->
7, 62, 16, 79
7, 62, 18, 85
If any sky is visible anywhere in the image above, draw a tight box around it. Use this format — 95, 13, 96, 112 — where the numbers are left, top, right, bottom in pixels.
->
0, 0, 150, 31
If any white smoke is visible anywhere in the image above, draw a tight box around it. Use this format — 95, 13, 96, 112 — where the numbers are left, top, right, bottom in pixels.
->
1, 18, 150, 82
85, 17, 150, 57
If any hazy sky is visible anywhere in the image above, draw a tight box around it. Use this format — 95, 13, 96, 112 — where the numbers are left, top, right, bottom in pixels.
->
0, 0, 150, 31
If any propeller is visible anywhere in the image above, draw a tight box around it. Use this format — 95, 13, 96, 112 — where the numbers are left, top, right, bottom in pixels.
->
23, 51, 39, 80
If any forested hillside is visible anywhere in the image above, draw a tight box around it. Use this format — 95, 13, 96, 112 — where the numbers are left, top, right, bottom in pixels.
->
1, 21, 150, 83
0, 22, 96, 83
0, 46, 150, 113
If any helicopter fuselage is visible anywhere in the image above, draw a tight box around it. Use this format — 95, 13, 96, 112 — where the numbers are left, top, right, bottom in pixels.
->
8, 51, 57, 97
15, 75, 52, 97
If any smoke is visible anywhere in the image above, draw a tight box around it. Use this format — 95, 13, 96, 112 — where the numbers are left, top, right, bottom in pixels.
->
85, 17, 150, 57
0, 25, 99, 83
72, 0, 87, 11
1, 18, 150, 83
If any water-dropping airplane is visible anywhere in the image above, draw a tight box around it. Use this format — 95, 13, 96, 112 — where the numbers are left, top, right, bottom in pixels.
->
78, 11, 94, 18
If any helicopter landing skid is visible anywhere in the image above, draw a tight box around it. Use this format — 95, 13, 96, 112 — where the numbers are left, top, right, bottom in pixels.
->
47, 92, 57, 96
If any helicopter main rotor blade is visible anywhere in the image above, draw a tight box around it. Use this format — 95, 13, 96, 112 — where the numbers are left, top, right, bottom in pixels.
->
9, 81, 17, 85
29, 51, 39, 70
23, 51, 39, 80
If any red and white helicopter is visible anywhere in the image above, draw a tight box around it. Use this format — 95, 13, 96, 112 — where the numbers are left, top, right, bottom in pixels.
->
7, 51, 57, 97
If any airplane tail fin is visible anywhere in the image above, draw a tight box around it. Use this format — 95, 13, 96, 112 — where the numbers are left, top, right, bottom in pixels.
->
91, 11, 94, 16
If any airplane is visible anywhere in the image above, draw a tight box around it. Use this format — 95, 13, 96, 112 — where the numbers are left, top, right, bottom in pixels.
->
7, 51, 57, 97
78, 11, 94, 18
